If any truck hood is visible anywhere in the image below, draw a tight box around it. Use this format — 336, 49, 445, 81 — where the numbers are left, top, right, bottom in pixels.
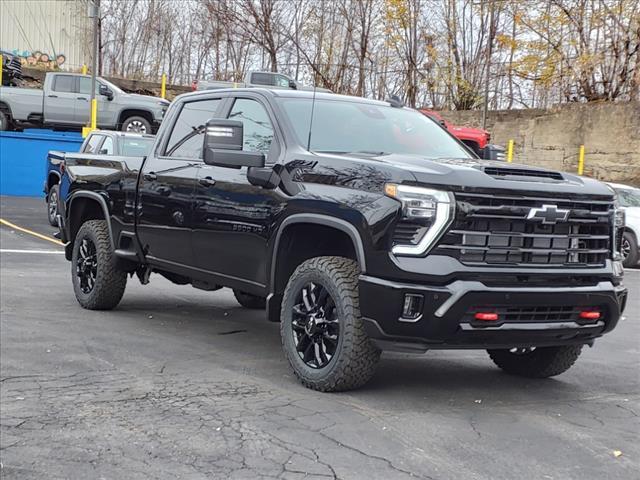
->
121, 93, 169, 107
447, 125, 489, 142
368, 153, 614, 198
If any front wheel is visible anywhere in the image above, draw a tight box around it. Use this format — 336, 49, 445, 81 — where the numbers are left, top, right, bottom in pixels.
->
121, 116, 152, 134
72, 220, 127, 310
47, 184, 60, 226
0, 110, 10, 131
487, 345, 583, 378
621, 231, 638, 268
280, 256, 381, 392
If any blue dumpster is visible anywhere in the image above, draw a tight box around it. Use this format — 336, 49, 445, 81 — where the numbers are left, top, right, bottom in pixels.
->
0, 129, 83, 197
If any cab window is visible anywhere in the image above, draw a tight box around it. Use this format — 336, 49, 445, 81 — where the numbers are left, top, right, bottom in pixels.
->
83, 135, 104, 153
164, 98, 222, 159
100, 137, 114, 155
228, 98, 274, 157
53, 75, 75, 93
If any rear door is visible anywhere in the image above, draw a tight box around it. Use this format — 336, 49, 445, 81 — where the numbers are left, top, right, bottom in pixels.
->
43, 74, 77, 125
136, 97, 223, 270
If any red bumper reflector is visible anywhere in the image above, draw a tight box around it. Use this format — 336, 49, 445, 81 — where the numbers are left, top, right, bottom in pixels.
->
579, 311, 601, 320
475, 312, 499, 321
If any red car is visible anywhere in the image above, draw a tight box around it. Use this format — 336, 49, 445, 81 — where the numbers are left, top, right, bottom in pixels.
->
420, 109, 502, 160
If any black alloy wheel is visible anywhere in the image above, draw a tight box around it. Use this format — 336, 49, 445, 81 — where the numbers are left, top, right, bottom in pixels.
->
76, 237, 98, 294
291, 282, 340, 369
47, 185, 59, 226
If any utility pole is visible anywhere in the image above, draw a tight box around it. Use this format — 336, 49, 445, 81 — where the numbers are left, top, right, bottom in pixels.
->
89, 0, 100, 132
481, 0, 495, 130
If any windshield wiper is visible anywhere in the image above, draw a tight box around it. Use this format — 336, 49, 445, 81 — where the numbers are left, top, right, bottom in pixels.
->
315, 150, 390, 156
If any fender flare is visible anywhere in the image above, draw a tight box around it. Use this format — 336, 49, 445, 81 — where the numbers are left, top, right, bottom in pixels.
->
66, 191, 115, 250
269, 213, 367, 290
117, 108, 156, 126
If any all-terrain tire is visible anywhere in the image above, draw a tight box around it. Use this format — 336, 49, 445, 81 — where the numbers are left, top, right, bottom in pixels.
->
0, 110, 10, 131
487, 345, 583, 378
233, 290, 266, 309
72, 220, 127, 310
622, 230, 639, 268
47, 184, 60, 226
280, 256, 381, 392
121, 115, 152, 134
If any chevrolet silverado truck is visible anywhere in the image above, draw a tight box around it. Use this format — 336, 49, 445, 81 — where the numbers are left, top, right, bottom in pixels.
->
57, 88, 628, 392
45, 130, 155, 226
0, 72, 169, 133
192, 70, 331, 93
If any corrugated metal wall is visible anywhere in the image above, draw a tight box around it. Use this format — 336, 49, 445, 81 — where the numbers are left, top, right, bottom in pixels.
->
0, 0, 91, 71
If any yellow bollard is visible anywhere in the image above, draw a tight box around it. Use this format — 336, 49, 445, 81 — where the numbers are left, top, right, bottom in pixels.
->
161, 73, 166, 99
91, 98, 97, 130
0, 54, 3, 86
507, 139, 514, 163
82, 64, 87, 75
578, 145, 585, 175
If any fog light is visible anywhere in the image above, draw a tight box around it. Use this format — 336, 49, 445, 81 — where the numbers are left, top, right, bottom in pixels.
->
579, 311, 601, 320
401, 294, 423, 322
474, 312, 499, 321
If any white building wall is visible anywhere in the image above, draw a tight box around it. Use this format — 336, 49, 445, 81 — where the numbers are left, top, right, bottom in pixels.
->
1, 0, 91, 70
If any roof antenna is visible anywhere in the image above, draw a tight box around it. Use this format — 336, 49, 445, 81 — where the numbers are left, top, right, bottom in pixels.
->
306, 78, 318, 152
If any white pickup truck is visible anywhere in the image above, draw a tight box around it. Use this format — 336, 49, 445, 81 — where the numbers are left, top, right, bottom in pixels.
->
192, 71, 331, 93
0, 72, 169, 133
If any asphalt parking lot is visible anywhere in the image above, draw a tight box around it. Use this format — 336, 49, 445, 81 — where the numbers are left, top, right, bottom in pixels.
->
1, 195, 638, 480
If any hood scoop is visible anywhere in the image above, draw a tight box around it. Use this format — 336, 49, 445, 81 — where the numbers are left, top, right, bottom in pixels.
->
482, 166, 564, 182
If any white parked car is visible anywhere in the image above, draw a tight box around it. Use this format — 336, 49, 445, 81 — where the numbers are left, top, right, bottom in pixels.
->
608, 183, 640, 268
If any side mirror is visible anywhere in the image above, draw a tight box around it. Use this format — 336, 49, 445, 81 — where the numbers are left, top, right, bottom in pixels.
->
99, 84, 113, 100
203, 119, 265, 169
288, 79, 298, 90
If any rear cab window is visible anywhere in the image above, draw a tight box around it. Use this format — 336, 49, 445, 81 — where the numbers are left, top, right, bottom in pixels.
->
53, 75, 76, 93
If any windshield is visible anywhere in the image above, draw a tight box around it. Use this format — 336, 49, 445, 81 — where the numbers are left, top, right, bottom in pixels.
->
98, 77, 123, 94
121, 137, 154, 157
616, 187, 640, 207
279, 98, 471, 159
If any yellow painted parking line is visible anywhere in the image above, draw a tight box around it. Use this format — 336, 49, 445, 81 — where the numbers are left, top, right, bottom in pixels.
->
0, 218, 64, 246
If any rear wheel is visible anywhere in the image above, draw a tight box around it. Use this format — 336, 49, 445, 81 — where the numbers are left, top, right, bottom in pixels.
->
0, 110, 10, 131
233, 290, 265, 309
121, 116, 152, 134
487, 345, 583, 378
72, 220, 127, 310
280, 256, 380, 392
621, 231, 638, 268
47, 184, 60, 226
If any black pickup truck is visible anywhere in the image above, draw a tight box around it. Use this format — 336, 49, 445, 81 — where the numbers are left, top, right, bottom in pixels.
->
57, 88, 628, 392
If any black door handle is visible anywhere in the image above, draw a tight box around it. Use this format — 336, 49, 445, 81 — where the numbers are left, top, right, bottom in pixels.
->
198, 176, 216, 187
47, 94, 58, 98
143, 172, 157, 181
77, 97, 88, 101
156, 186, 171, 196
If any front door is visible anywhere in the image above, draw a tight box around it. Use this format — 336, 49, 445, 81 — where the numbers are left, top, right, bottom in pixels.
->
193, 96, 285, 291
43, 74, 77, 125
136, 97, 223, 270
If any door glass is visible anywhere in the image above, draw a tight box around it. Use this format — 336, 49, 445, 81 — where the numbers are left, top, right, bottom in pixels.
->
250, 73, 274, 86
228, 99, 274, 154
84, 135, 104, 153
100, 137, 114, 154
53, 75, 75, 93
275, 75, 291, 88
165, 99, 222, 159
79, 77, 101, 95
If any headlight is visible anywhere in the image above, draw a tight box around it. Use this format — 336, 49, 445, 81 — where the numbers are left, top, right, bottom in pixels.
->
385, 184, 454, 256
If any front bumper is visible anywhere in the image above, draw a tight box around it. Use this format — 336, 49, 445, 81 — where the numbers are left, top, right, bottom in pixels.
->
359, 275, 628, 352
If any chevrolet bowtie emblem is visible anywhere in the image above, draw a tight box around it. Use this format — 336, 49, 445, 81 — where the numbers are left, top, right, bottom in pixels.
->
526, 204, 570, 224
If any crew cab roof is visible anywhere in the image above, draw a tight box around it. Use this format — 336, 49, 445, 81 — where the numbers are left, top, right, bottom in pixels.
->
176, 87, 392, 107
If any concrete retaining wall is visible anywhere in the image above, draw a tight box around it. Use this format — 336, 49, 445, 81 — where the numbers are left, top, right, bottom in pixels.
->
0, 129, 83, 197
439, 102, 640, 187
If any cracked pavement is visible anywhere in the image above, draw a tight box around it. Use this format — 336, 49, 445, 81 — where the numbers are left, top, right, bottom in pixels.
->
1, 196, 639, 479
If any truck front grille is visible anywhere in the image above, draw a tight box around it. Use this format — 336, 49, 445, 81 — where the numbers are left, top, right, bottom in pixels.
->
434, 193, 613, 267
